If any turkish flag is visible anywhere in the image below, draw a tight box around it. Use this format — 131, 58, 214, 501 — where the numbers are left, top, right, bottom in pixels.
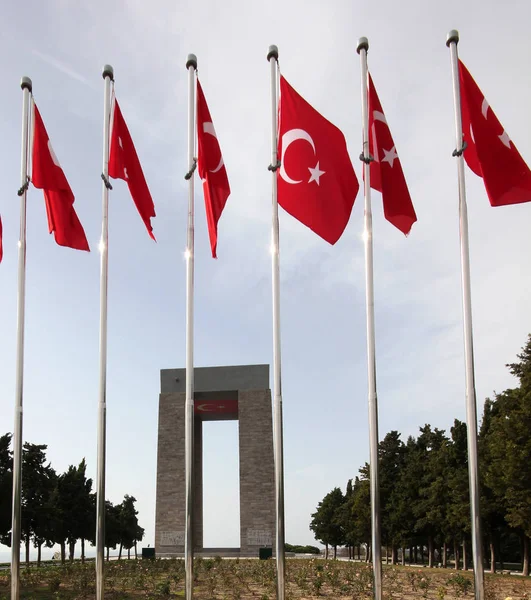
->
194, 399, 238, 415
109, 97, 156, 239
278, 76, 359, 244
31, 103, 90, 251
459, 60, 531, 206
368, 74, 417, 235
0, 216, 3, 263
197, 80, 230, 258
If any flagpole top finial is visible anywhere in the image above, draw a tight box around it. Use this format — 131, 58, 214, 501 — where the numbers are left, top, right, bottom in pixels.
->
446, 30, 459, 47
267, 45, 279, 61
102, 65, 114, 81
20, 77, 32, 92
356, 37, 369, 54
186, 54, 197, 70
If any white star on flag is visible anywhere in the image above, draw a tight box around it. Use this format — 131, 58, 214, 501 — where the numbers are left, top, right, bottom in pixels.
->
481, 98, 490, 119
308, 161, 325, 185
381, 146, 398, 168
499, 130, 511, 149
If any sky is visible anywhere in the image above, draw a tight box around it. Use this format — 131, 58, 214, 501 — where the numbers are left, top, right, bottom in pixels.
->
0, 0, 530, 559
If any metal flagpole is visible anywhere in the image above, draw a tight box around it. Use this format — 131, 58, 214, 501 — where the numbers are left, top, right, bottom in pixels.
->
11, 75, 32, 600
184, 53, 197, 600
267, 44, 286, 600
446, 30, 485, 600
96, 63, 114, 600
356, 37, 382, 600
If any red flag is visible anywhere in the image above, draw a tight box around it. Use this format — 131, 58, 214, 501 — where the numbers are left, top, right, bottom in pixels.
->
278, 76, 359, 244
31, 103, 90, 251
196, 80, 230, 258
368, 74, 417, 235
194, 399, 238, 415
459, 60, 531, 206
109, 97, 156, 239
0, 216, 3, 263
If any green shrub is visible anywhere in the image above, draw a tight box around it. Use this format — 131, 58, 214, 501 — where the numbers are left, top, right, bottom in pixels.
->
448, 572, 473, 597
48, 573, 62, 592
155, 578, 171, 596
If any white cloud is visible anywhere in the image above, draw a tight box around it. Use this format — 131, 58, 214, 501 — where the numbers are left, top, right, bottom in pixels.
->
31, 49, 92, 87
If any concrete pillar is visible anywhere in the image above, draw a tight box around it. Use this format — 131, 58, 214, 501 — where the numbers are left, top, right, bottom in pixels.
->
239, 389, 275, 556
154, 392, 203, 554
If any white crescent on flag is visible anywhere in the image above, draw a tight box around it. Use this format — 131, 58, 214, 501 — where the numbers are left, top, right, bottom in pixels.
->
202, 121, 224, 173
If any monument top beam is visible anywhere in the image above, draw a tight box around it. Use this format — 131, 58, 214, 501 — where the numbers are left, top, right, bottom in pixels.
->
160, 364, 270, 394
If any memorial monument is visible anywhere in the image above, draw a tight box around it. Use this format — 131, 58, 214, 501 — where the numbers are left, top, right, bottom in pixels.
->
155, 364, 275, 557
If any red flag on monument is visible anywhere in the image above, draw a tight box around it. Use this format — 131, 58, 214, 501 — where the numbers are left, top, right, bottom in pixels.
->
459, 60, 531, 206
196, 80, 230, 258
109, 97, 156, 239
368, 74, 417, 235
277, 76, 359, 244
31, 102, 90, 251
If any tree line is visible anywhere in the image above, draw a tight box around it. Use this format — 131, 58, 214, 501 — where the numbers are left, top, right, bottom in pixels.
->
310, 334, 531, 576
0, 439, 144, 565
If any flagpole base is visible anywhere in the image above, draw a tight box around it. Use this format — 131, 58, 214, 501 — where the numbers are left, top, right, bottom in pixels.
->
267, 45, 279, 61
446, 30, 459, 46
186, 54, 197, 70
20, 77, 32, 92
102, 65, 114, 81
357, 37, 369, 54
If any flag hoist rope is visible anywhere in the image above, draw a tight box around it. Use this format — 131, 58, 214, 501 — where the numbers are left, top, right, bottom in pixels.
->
446, 29, 485, 600
11, 75, 32, 600
267, 44, 286, 600
357, 37, 383, 600
185, 52, 198, 600
96, 63, 114, 600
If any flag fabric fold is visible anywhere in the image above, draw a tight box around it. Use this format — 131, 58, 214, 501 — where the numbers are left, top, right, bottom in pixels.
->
31, 102, 90, 251
459, 60, 531, 207
196, 80, 230, 258
277, 76, 359, 245
368, 74, 417, 235
109, 97, 156, 239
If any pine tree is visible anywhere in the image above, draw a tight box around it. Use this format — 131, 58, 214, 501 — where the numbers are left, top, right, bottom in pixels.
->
119, 495, 141, 559
379, 431, 406, 563
53, 460, 94, 562
0, 434, 13, 545
413, 425, 448, 567
479, 399, 507, 573
445, 420, 471, 569
350, 470, 372, 560
310, 487, 345, 558
21, 443, 55, 565
483, 336, 531, 575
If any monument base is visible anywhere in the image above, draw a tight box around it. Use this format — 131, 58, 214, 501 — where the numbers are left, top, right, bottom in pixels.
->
156, 547, 275, 558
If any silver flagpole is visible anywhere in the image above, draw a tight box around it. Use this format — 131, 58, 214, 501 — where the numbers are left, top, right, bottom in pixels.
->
184, 53, 197, 600
11, 75, 32, 600
446, 30, 485, 600
96, 63, 114, 600
267, 44, 285, 600
356, 37, 382, 600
